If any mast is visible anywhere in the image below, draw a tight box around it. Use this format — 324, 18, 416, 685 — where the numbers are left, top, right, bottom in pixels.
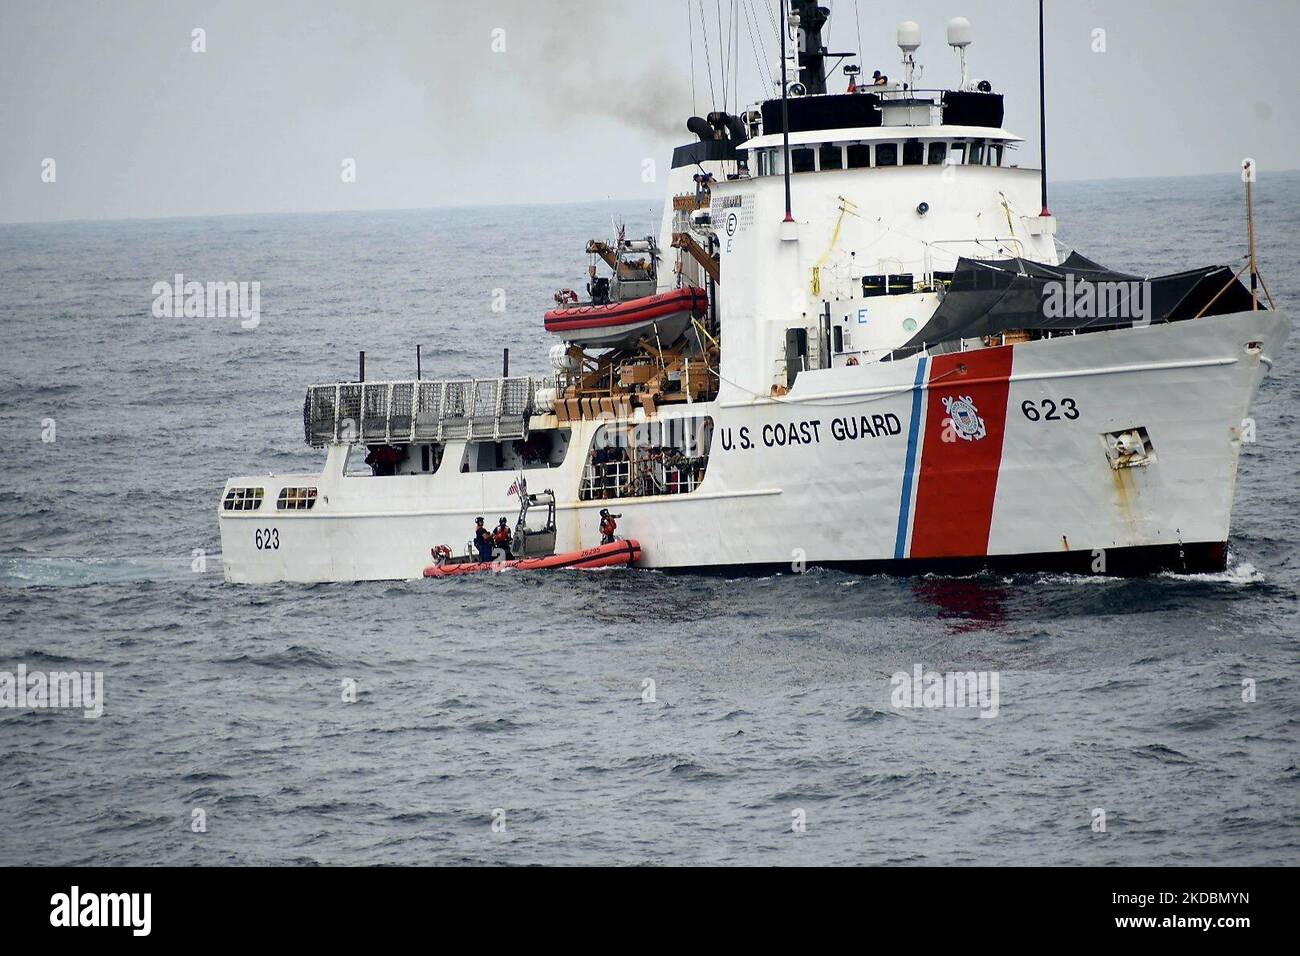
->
1038, 0, 1051, 216
1245, 160, 1259, 310
780, 0, 793, 222
790, 0, 830, 95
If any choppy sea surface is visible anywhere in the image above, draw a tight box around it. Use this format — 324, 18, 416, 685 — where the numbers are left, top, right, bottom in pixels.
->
1, 174, 1297, 866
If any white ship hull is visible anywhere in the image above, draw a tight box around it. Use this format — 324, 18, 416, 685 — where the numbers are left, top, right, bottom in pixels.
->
219, 308, 1286, 583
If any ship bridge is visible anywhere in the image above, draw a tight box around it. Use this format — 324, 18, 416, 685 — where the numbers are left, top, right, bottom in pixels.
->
740, 124, 1022, 177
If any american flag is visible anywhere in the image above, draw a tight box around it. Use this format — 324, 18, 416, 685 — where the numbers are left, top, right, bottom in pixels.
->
507, 480, 520, 497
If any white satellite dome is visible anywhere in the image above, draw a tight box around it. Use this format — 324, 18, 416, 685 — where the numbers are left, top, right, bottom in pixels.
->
947, 17, 973, 49
897, 21, 922, 53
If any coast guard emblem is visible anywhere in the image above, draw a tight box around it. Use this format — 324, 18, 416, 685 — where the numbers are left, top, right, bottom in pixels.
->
942, 395, 986, 441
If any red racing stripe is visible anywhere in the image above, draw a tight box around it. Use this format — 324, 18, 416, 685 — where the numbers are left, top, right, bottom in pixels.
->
909, 346, 1015, 559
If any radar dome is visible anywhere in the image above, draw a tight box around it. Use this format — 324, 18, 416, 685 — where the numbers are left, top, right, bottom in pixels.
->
897, 21, 921, 53
947, 17, 972, 49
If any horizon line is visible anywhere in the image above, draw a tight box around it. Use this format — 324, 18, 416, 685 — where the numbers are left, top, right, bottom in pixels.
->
3, 167, 1297, 229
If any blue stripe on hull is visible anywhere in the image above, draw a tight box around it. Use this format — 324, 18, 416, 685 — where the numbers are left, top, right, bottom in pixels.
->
893, 356, 928, 560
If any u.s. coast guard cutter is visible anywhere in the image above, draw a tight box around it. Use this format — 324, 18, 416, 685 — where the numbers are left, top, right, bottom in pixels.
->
219, 3, 1287, 583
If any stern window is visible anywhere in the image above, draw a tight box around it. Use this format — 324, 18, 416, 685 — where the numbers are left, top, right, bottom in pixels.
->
277, 487, 318, 510
223, 487, 265, 511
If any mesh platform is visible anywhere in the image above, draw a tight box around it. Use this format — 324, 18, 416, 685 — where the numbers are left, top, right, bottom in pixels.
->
303, 377, 535, 447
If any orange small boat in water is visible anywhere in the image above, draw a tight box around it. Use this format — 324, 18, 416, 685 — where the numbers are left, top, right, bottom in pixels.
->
423, 539, 641, 577
423, 484, 640, 577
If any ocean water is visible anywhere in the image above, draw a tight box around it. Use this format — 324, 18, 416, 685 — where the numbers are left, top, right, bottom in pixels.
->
1, 173, 1297, 866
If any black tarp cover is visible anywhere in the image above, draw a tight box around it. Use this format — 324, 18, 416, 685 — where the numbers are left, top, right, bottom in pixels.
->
761, 93, 882, 134
890, 253, 1258, 358
940, 90, 1005, 128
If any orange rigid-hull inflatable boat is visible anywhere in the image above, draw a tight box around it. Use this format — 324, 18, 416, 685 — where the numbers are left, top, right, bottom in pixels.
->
543, 287, 706, 350
423, 539, 642, 577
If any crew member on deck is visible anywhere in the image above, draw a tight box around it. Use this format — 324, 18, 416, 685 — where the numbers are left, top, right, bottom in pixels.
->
493, 517, 514, 560
599, 508, 621, 544
473, 517, 494, 562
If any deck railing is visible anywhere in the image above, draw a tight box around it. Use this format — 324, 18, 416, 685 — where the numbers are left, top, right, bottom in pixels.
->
303, 377, 535, 447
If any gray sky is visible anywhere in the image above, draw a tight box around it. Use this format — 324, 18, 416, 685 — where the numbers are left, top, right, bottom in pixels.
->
2, 0, 1297, 224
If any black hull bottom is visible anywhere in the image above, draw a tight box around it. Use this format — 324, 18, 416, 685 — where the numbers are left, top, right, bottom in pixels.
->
656, 541, 1229, 578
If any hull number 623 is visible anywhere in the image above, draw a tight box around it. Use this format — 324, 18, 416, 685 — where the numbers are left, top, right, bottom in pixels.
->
1021, 398, 1079, 422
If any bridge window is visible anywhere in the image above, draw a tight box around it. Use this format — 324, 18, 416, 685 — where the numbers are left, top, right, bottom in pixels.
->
791, 147, 815, 173
968, 140, 986, 165
949, 142, 967, 165
990, 144, 1004, 166
903, 140, 924, 165
875, 143, 898, 167
928, 142, 947, 165
847, 143, 871, 168
819, 143, 843, 170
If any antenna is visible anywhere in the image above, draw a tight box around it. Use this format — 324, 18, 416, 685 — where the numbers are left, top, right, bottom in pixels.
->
947, 17, 972, 89
897, 21, 921, 89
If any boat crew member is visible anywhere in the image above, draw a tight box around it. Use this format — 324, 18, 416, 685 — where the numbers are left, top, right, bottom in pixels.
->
599, 509, 621, 544
473, 517, 494, 562
493, 517, 514, 560
592, 445, 610, 497
364, 444, 402, 476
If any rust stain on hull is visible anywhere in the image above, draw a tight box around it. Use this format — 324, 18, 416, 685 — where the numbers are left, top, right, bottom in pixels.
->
1110, 466, 1146, 546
